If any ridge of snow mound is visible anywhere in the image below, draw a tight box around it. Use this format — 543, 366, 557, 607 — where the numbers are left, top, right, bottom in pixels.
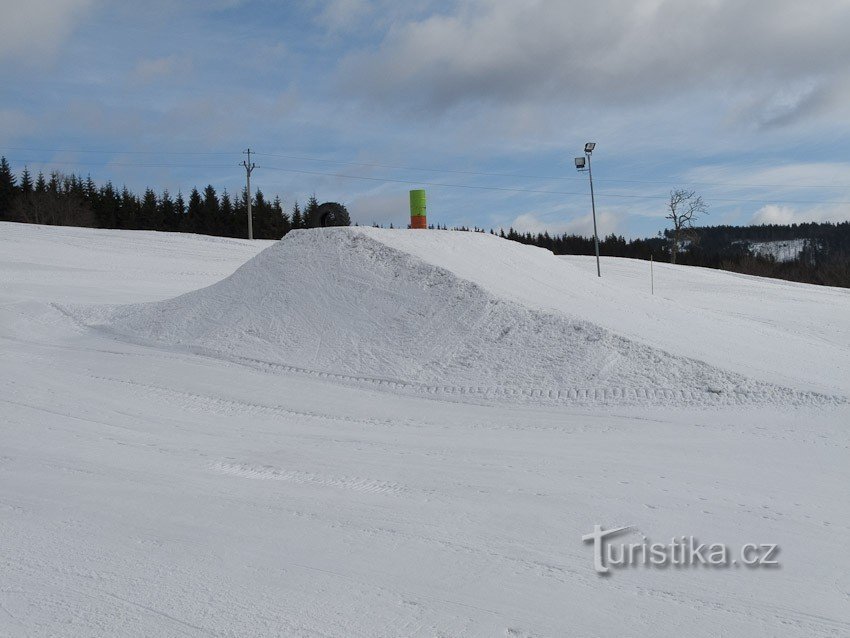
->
67, 228, 837, 407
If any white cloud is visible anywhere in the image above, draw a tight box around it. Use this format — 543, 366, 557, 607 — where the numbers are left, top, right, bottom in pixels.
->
685, 162, 850, 190
315, 0, 374, 31
751, 204, 850, 225
133, 55, 193, 83
337, 0, 850, 126
751, 205, 796, 225
511, 210, 621, 237
346, 189, 409, 226
0, 0, 96, 63
685, 163, 850, 225
726, 80, 828, 131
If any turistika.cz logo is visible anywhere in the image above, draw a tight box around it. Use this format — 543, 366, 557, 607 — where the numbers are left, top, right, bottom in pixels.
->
582, 525, 780, 574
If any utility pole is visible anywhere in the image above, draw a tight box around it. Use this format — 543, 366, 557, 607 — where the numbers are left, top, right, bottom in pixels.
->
242, 149, 257, 240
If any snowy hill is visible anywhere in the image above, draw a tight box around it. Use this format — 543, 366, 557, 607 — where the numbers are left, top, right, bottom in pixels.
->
1, 222, 849, 638
748, 238, 812, 262
68, 227, 846, 405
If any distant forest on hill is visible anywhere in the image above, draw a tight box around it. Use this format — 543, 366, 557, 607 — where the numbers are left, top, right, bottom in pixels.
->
0, 157, 306, 239
497, 223, 850, 288
1, 157, 849, 288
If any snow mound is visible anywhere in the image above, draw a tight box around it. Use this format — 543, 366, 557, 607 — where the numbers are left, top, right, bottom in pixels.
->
68, 228, 836, 406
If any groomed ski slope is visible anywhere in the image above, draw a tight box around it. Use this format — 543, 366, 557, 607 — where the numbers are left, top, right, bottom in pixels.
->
68, 227, 845, 406
1, 222, 848, 638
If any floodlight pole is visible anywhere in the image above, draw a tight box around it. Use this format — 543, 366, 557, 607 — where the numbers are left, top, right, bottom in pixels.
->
242, 148, 257, 240
585, 150, 601, 278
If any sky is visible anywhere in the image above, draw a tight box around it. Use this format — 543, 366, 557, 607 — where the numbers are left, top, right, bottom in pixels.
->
1, 0, 850, 237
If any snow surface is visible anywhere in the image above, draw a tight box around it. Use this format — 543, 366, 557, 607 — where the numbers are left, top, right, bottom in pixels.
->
1, 221, 849, 637
749, 238, 810, 263
67, 228, 843, 407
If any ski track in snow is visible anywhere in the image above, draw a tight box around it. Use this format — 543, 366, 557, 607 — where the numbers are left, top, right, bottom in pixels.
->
212, 461, 411, 496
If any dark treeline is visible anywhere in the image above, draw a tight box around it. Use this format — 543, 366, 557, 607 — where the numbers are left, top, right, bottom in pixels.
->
677, 223, 850, 288
496, 227, 666, 259
2, 157, 848, 287
0, 157, 328, 239
493, 223, 850, 288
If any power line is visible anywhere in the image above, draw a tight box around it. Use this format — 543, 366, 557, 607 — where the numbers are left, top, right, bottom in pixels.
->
254, 152, 590, 183
7, 155, 850, 206
248, 151, 850, 191
0, 146, 236, 156
260, 165, 850, 206
262, 164, 591, 197
4, 145, 850, 190
6, 158, 236, 169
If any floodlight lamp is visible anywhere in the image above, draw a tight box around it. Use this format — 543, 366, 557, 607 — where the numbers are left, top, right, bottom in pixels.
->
584, 142, 596, 153
574, 157, 586, 170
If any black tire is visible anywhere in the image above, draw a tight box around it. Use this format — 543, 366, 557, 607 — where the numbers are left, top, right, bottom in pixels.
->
309, 202, 351, 228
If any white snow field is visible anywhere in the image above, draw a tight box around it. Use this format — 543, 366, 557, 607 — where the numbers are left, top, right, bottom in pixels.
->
1, 221, 849, 637
748, 239, 811, 263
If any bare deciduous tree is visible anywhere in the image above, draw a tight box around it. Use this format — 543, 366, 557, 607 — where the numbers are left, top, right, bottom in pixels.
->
666, 189, 708, 264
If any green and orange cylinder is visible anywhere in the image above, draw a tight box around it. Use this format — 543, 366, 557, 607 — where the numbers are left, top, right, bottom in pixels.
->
409, 189, 427, 229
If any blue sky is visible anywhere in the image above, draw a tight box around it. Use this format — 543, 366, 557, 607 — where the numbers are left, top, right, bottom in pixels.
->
2, 0, 850, 237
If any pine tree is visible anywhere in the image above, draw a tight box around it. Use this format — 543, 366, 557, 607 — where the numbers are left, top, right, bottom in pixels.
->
273, 195, 290, 236
187, 188, 203, 234
119, 186, 139, 229
291, 201, 303, 230
67, 174, 84, 200
202, 184, 220, 235
48, 172, 60, 196
159, 190, 176, 231
95, 182, 118, 228
220, 189, 234, 235
138, 189, 159, 230
0, 157, 16, 220
19, 167, 33, 194
233, 187, 250, 238
253, 189, 269, 238
34, 172, 47, 193
304, 194, 319, 228
175, 191, 187, 231
84, 175, 97, 202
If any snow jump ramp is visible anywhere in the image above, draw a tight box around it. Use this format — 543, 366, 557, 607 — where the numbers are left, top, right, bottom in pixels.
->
69, 227, 840, 407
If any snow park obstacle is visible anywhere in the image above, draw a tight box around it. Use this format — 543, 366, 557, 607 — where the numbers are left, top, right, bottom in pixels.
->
310, 202, 351, 227
410, 189, 427, 229
67, 226, 836, 408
